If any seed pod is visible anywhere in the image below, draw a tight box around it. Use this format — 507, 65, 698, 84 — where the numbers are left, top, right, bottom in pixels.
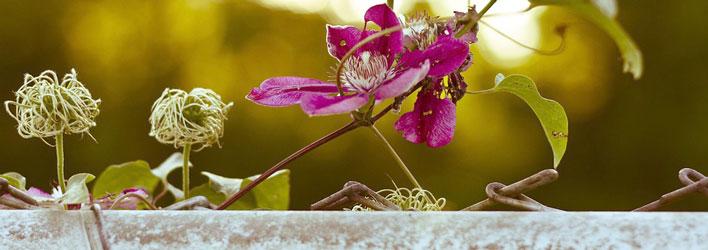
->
4, 69, 101, 145
149, 88, 233, 151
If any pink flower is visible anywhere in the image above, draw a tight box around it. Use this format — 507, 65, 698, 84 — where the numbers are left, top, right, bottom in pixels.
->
247, 4, 477, 148
247, 4, 431, 116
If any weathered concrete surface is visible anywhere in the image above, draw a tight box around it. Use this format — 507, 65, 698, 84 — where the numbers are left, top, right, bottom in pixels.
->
0, 211, 706, 249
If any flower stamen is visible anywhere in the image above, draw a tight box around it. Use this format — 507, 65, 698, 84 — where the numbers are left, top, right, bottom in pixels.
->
341, 51, 394, 93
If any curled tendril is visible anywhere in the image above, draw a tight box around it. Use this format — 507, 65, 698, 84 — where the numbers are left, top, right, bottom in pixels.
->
4, 69, 101, 146
352, 186, 446, 211
149, 88, 233, 151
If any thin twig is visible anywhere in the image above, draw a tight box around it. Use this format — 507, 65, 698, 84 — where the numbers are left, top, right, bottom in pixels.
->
217, 121, 361, 209
6, 188, 38, 206
484, 182, 562, 211
90, 204, 111, 250
165, 196, 214, 210
455, 0, 497, 38
151, 180, 169, 206
678, 168, 708, 196
369, 125, 423, 190
108, 193, 157, 210
0, 178, 37, 209
463, 169, 559, 211
311, 181, 399, 211
633, 168, 708, 211
479, 20, 566, 56
220, 80, 425, 209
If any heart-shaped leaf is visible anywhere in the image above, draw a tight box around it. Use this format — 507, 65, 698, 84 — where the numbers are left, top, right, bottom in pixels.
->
491, 74, 568, 168
60, 173, 95, 204
241, 170, 290, 209
529, 0, 643, 79
92, 161, 160, 198
194, 170, 290, 210
201, 172, 245, 196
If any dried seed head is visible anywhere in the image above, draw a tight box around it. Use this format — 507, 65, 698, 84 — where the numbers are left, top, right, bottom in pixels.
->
149, 88, 233, 151
4, 69, 101, 145
402, 12, 440, 50
352, 186, 446, 211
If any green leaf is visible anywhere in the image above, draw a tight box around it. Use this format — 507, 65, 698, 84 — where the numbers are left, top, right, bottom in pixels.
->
529, 0, 643, 79
151, 153, 192, 200
201, 172, 245, 196
243, 170, 290, 210
190, 184, 226, 203
92, 160, 160, 198
60, 173, 95, 204
197, 169, 290, 210
493, 74, 568, 168
1, 172, 26, 190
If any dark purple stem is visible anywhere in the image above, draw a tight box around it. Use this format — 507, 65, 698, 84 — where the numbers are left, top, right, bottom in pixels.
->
216, 121, 360, 209
216, 84, 424, 210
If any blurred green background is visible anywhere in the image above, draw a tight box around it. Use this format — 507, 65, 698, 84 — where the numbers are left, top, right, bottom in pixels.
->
0, 0, 705, 210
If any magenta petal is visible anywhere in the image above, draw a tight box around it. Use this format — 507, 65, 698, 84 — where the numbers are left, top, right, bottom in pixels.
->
375, 60, 430, 100
247, 77, 340, 107
394, 91, 456, 147
363, 4, 403, 62
300, 93, 369, 116
27, 187, 52, 198
326, 25, 362, 60
401, 36, 469, 77
394, 112, 424, 144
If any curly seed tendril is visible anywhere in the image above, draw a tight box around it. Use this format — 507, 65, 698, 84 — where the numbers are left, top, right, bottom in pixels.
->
149, 88, 233, 151
4, 69, 101, 146
351, 186, 446, 211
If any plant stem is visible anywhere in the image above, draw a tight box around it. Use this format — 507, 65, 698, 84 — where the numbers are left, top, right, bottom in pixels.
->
109, 192, 158, 210
216, 121, 361, 210
466, 89, 496, 95
369, 125, 423, 190
455, 0, 498, 38
478, 20, 566, 55
216, 84, 425, 209
55, 133, 66, 192
182, 143, 192, 199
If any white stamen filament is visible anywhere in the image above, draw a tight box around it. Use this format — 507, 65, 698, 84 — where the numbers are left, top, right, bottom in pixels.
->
341, 51, 394, 93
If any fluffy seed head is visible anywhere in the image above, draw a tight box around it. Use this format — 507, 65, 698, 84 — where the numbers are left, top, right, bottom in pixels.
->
4, 69, 101, 145
149, 88, 233, 151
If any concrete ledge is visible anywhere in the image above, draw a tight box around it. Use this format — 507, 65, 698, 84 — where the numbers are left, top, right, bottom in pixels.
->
1, 211, 706, 249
